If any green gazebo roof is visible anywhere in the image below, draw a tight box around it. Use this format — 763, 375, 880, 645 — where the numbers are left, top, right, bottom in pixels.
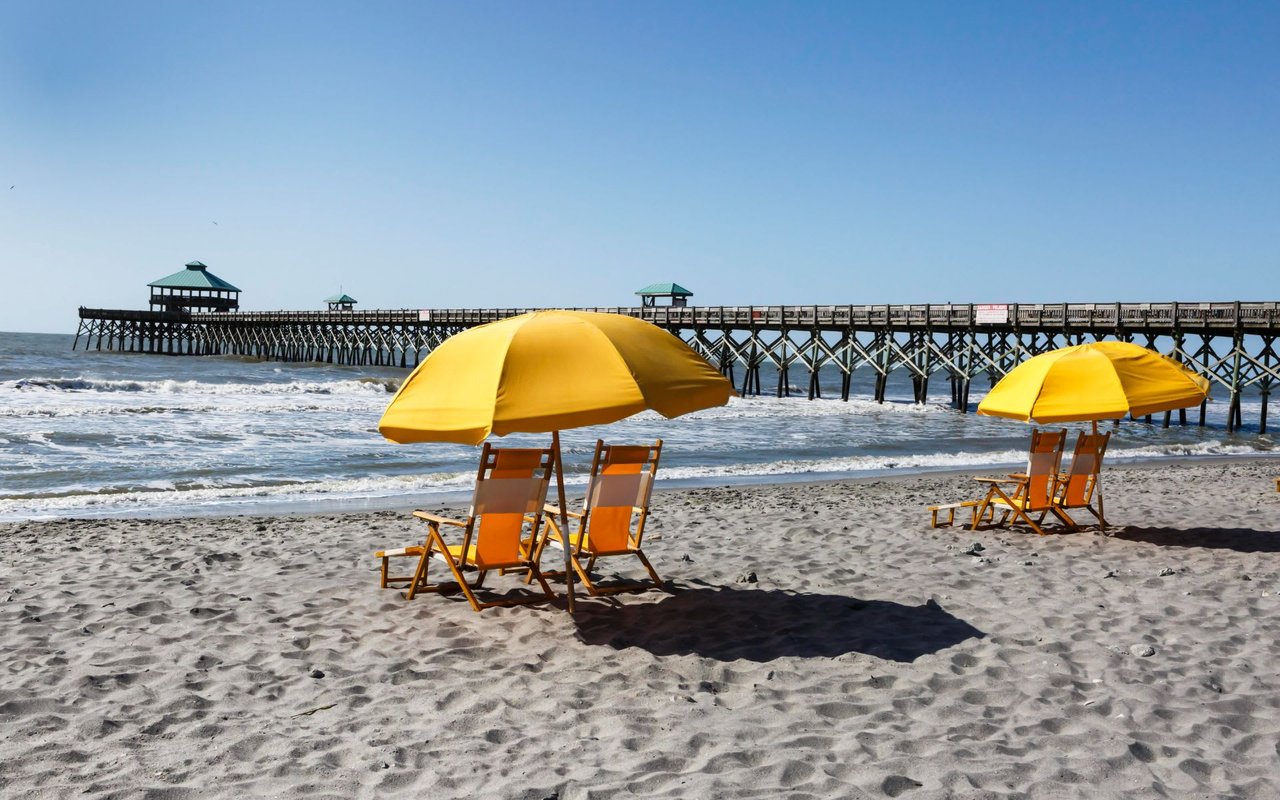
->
325, 293, 358, 304
148, 261, 241, 292
635, 282, 693, 297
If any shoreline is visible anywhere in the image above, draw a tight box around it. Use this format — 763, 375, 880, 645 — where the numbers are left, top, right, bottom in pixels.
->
5, 450, 1277, 523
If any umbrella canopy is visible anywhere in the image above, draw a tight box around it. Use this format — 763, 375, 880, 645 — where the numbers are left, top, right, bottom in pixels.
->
379, 310, 735, 612
977, 341, 1211, 423
379, 310, 735, 444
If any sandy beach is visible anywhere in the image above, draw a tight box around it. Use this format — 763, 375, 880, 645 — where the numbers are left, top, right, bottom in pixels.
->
2, 458, 1279, 799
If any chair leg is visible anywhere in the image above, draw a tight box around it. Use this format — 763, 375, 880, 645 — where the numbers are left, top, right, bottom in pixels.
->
634, 550, 663, 588
971, 493, 996, 530
437, 553, 483, 613
569, 553, 599, 596
978, 486, 1016, 530
1011, 507, 1048, 536
1051, 507, 1080, 530
404, 547, 431, 601
380, 556, 389, 588
527, 563, 555, 599
525, 527, 559, 584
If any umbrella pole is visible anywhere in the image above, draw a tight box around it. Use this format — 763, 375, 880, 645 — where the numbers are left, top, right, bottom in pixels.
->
552, 430, 574, 613
1092, 419, 1106, 534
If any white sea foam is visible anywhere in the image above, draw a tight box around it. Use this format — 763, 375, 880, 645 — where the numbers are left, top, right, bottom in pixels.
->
2, 439, 1270, 521
8, 376, 398, 395
3, 333, 1273, 521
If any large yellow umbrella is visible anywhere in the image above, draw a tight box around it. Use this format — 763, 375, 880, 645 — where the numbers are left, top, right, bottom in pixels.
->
977, 341, 1211, 424
379, 310, 735, 610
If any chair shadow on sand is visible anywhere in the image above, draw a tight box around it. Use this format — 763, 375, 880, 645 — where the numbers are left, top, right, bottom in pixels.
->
572, 585, 985, 663
1110, 526, 1280, 553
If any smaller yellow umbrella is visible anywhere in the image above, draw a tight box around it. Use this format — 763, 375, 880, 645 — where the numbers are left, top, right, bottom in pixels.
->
977, 341, 1211, 424
977, 341, 1211, 532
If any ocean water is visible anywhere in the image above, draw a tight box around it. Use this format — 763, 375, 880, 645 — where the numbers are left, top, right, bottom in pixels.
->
1, 331, 1274, 520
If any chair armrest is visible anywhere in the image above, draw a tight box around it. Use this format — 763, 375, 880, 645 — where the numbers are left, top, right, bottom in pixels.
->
412, 511, 467, 527
543, 504, 585, 519
974, 477, 1025, 485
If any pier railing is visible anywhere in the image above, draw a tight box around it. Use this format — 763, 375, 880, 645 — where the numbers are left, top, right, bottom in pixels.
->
160, 301, 1280, 332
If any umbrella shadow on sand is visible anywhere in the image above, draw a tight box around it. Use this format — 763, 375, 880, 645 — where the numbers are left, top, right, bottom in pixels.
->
572, 585, 985, 663
1110, 526, 1280, 553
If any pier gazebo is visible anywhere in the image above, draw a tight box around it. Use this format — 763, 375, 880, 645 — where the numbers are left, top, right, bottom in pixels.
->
148, 261, 241, 314
326, 293, 358, 311
635, 282, 693, 308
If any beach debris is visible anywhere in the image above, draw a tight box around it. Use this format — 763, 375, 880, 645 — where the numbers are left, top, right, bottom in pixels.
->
309, 669, 326, 679
1103, 569, 1117, 578
735, 571, 758, 584
960, 542, 985, 556
1129, 644, 1156, 657
1158, 567, 1176, 577
291, 703, 336, 718
680, 554, 693, 563
1206, 678, 1224, 693
1241, 574, 1252, 581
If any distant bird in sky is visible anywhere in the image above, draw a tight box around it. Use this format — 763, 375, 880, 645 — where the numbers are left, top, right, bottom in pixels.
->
212, 221, 218, 225
8, 186, 13, 190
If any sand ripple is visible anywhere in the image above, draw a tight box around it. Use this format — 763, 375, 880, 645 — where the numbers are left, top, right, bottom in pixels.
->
1, 460, 1279, 797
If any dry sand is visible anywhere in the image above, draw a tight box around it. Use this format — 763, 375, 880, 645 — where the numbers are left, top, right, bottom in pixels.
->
2, 459, 1279, 799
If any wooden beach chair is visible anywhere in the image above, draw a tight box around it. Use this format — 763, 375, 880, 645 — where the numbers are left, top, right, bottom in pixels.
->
972, 429, 1067, 536
534, 439, 664, 596
375, 444, 556, 612
1051, 430, 1111, 531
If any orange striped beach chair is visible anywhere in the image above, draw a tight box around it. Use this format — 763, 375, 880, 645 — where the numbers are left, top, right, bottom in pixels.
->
1051, 430, 1111, 531
535, 439, 664, 596
972, 428, 1067, 536
376, 444, 556, 612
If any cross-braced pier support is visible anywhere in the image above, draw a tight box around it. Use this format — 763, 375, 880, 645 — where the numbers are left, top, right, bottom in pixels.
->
75, 302, 1280, 431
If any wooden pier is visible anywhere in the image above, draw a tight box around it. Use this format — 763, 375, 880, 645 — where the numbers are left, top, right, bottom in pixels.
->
75, 301, 1280, 432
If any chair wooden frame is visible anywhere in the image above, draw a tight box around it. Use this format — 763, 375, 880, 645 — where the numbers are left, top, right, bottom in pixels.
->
972, 428, 1068, 536
1051, 430, 1111, 531
376, 444, 556, 612
533, 439, 664, 596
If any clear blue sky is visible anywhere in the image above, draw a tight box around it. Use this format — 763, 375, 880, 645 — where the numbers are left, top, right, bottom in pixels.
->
2, 1, 1277, 333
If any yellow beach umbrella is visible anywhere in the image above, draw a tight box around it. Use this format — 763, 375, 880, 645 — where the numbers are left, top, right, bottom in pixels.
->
977, 341, 1211, 424
977, 341, 1210, 533
379, 310, 735, 610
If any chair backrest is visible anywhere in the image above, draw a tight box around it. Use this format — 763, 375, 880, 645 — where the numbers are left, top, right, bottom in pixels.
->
1058, 431, 1110, 507
1024, 428, 1067, 510
581, 439, 662, 553
468, 445, 553, 566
